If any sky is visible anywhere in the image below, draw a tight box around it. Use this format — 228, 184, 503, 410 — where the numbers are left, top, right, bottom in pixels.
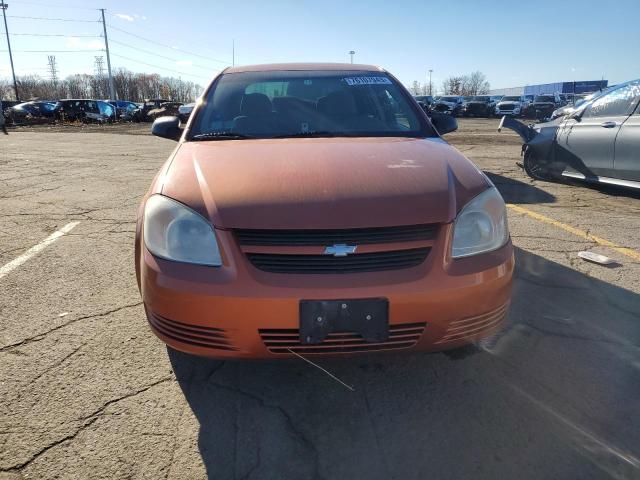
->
1, 0, 639, 92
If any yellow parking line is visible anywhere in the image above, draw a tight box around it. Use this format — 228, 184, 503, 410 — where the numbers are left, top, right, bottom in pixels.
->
506, 204, 640, 262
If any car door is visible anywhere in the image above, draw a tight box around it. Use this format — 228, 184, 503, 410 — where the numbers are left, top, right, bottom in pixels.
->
556, 83, 639, 178
613, 89, 640, 181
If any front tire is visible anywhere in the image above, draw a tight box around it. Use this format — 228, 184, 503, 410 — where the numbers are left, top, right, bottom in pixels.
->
523, 150, 553, 181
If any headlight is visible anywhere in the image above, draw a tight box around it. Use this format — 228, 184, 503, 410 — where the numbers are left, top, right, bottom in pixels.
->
143, 195, 222, 266
451, 187, 509, 258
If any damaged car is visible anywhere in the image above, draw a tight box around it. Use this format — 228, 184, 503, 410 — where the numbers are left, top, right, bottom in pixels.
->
461, 95, 498, 117
5, 101, 58, 125
431, 95, 464, 116
525, 93, 563, 120
499, 79, 640, 189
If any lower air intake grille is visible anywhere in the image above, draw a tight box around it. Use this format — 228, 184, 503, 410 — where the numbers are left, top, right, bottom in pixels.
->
435, 303, 509, 344
147, 311, 236, 351
260, 322, 426, 354
247, 248, 430, 274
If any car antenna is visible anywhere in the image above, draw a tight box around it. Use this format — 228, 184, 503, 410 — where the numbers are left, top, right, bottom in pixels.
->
286, 348, 355, 391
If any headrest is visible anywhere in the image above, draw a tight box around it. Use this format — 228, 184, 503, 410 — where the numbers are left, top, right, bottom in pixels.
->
240, 93, 272, 116
317, 91, 357, 117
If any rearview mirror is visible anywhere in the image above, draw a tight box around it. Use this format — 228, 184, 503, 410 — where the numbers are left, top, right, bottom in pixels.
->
151, 116, 182, 141
429, 112, 458, 135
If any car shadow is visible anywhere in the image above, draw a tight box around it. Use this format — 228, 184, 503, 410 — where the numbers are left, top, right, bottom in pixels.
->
484, 172, 556, 204
169, 248, 640, 480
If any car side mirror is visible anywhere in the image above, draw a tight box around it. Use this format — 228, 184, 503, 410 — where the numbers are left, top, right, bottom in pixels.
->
151, 116, 182, 141
429, 112, 458, 135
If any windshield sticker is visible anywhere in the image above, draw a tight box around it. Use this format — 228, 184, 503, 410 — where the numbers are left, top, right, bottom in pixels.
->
344, 76, 392, 86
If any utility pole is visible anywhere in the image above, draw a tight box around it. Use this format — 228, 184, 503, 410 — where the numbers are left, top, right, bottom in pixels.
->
428, 69, 433, 95
349, 50, 355, 64
1, 0, 19, 101
99, 8, 116, 100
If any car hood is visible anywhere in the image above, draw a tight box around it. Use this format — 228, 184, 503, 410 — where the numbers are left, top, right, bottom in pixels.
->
436, 101, 457, 107
498, 101, 520, 106
160, 137, 490, 229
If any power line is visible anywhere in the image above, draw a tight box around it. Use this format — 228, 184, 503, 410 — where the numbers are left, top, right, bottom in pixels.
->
0, 49, 103, 52
109, 52, 211, 81
6, 15, 99, 22
10, 33, 101, 37
106, 23, 230, 65
109, 38, 215, 72
10, 1, 99, 10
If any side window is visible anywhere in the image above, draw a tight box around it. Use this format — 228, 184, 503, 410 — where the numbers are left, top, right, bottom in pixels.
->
584, 84, 640, 118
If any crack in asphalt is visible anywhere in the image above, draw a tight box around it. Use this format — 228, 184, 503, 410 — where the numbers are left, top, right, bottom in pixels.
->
0, 376, 173, 473
208, 381, 324, 480
0, 302, 143, 352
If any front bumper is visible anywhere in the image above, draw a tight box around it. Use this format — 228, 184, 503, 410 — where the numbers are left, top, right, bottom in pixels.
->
138, 225, 514, 358
495, 109, 521, 115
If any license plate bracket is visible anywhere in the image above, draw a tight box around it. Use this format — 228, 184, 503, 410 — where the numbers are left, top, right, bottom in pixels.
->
299, 298, 389, 345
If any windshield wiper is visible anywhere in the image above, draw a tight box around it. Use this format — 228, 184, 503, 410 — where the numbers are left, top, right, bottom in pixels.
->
190, 132, 255, 140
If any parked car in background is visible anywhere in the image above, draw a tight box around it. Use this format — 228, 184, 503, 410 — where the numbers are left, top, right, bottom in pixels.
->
495, 96, 525, 116
178, 103, 195, 123
413, 95, 434, 109
522, 94, 535, 110
490, 95, 503, 104
140, 62, 513, 359
500, 79, 640, 189
55, 99, 115, 123
461, 95, 498, 117
5, 101, 58, 125
112, 100, 142, 122
431, 95, 464, 116
1, 100, 20, 115
549, 90, 610, 120
140, 99, 183, 122
525, 93, 562, 120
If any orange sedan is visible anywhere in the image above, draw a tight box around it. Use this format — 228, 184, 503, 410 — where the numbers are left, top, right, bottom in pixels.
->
135, 63, 514, 358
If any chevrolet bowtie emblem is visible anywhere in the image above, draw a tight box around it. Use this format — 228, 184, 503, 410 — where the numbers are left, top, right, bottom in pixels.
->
323, 244, 357, 257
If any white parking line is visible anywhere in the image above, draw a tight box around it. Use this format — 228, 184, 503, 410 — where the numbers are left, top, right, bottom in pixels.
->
0, 221, 80, 280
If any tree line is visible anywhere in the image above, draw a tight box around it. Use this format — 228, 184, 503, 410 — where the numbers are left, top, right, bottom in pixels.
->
410, 71, 490, 96
0, 67, 203, 103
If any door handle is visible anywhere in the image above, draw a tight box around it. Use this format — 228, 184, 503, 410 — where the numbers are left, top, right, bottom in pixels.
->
600, 121, 617, 128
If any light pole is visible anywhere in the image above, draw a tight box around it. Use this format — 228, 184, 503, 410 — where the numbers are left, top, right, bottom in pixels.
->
428, 69, 433, 95
349, 50, 355, 64
1, 0, 19, 101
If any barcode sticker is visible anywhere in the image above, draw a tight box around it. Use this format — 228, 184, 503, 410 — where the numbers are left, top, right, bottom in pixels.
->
344, 77, 392, 86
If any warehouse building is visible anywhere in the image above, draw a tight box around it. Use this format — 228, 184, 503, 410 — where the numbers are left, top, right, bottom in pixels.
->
490, 80, 608, 96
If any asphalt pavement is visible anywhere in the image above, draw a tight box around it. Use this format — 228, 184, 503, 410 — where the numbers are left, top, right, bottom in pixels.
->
1, 119, 638, 479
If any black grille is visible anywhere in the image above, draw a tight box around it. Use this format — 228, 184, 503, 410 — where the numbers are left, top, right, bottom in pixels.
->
260, 322, 426, 354
246, 247, 430, 274
499, 104, 515, 111
235, 224, 437, 246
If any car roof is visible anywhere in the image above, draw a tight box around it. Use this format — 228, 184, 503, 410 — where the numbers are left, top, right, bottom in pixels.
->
224, 62, 384, 73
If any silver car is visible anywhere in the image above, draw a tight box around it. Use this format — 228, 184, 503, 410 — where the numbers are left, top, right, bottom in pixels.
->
500, 79, 640, 189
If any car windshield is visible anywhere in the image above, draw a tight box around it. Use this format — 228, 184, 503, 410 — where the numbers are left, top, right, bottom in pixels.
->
535, 95, 555, 102
440, 96, 459, 102
471, 96, 490, 101
502, 96, 521, 101
189, 70, 431, 139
